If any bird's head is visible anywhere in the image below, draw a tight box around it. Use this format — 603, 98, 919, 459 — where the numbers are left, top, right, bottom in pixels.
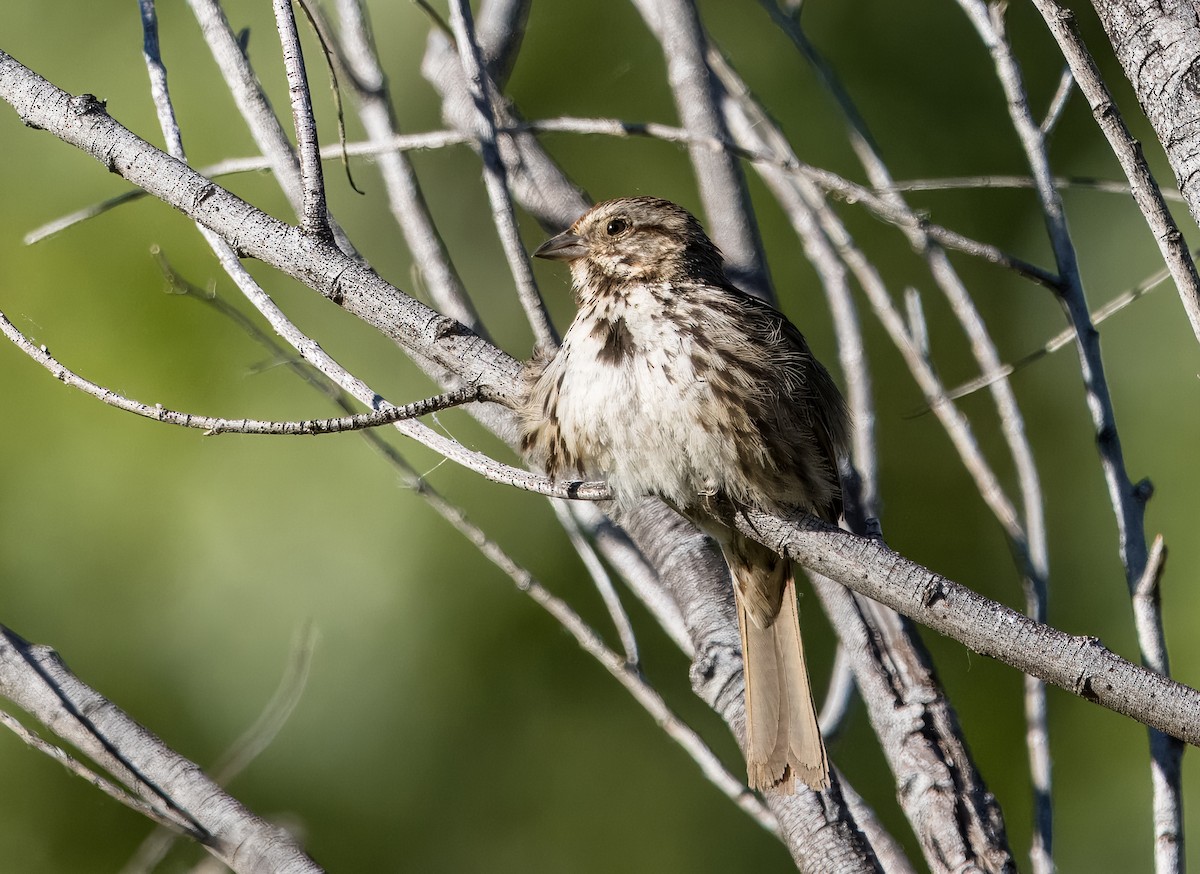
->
533, 196, 726, 290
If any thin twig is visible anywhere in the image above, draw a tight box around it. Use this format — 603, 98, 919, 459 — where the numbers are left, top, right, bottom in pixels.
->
1132, 532, 1185, 870
886, 174, 1185, 201
753, 0, 886, 188
925, 257, 1181, 408
568, 502, 693, 655
474, 522, 776, 830
446, 0, 557, 347
273, 0, 333, 240
138, 0, 184, 157
552, 503, 640, 667
2, 307, 602, 499
1040, 66, 1075, 135
0, 317, 484, 435
422, 30, 590, 232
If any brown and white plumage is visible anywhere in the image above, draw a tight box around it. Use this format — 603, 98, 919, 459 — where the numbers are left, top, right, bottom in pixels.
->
519, 196, 849, 793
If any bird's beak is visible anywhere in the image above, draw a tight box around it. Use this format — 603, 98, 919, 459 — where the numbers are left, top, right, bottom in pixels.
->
533, 231, 588, 261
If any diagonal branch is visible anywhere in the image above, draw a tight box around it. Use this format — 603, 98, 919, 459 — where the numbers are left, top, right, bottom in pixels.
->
446, 0, 556, 347
0, 626, 321, 874
1088, 0, 1200, 245
631, 0, 773, 301
743, 510, 1200, 747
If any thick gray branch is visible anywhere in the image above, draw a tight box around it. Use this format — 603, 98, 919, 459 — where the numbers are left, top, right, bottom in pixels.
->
1089, 0, 1200, 235
0, 626, 320, 874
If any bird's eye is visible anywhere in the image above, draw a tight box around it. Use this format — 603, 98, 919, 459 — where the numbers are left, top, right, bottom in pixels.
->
606, 218, 628, 236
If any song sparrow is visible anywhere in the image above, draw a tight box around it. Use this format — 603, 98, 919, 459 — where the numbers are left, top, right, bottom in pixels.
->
519, 196, 849, 793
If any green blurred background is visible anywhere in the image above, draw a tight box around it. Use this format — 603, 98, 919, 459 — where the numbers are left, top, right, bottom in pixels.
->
1, 1, 1198, 870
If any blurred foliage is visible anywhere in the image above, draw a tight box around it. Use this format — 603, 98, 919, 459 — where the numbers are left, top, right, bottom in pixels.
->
1, 0, 1198, 871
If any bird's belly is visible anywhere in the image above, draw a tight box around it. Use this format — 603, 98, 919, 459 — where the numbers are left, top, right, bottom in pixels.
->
556, 350, 738, 510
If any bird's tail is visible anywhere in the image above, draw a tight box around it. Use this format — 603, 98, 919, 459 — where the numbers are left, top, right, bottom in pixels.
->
729, 548, 829, 793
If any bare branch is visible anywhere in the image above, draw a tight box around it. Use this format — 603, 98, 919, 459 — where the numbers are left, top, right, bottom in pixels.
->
632, 0, 773, 301
330, 0, 484, 332
552, 502, 640, 667
0, 626, 321, 873
743, 510, 1200, 745
0, 709, 204, 838
0, 314, 485, 435
272, 0, 333, 240
1040, 65, 1075, 135
1133, 534, 1185, 870
1088, 1, 1200, 231
446, 0, 557, 347
1034, 0, 1200, 348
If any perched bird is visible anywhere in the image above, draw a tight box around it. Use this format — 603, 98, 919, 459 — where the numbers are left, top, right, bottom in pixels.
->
519, 196, 849, 793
